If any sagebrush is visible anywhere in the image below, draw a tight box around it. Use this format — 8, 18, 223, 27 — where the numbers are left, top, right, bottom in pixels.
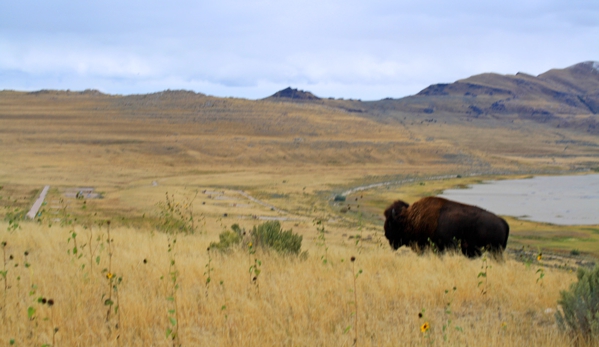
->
556, 266, 599, 344
250, 221, 302, 255
210, 221, 302, 255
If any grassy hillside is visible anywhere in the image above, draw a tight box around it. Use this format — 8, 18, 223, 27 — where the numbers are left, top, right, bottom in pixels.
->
0, 88, 598, 253
1, 80, 599, 345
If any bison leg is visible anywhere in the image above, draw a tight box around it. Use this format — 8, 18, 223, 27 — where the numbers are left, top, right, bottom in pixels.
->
461, 240, 483, 258
467, 247, 482, 258
487, 245, 506, 262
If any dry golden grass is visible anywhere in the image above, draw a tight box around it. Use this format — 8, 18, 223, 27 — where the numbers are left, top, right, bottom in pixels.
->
0, 221, 584, 346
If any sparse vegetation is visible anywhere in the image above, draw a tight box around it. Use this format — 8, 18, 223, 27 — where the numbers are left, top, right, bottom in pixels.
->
209, 221, 302, 256
0, 218, 583, 346
157, 192, 200, 235
250, 220, 302, 255
556, 266, 599, 344
209, 224, 243, 252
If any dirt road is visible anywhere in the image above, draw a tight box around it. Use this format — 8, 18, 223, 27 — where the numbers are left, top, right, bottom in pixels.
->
26, 185, 49, 219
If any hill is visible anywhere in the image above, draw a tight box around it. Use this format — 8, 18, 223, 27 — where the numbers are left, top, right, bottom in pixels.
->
1, 62, 599, 188
364, 61, 599, 135
266, 87, 320, 100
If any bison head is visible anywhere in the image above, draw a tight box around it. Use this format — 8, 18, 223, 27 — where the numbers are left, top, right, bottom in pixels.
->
383, 200, 410, 249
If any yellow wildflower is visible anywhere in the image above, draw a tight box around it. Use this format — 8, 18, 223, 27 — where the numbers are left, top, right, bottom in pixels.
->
106, 272, 114, 280
420, 322, 430, 333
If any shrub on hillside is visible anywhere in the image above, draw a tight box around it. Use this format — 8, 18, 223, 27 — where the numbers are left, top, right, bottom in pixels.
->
210, 221, 303, 255
209, 224, 243, 252
555, 266, 599, 343
334, 195, 346, 202
250, 221, 302, 255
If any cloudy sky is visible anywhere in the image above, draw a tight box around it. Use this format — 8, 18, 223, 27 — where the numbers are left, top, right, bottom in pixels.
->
1, 0, 598, 100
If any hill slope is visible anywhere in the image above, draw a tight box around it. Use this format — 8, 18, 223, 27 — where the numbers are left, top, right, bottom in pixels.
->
1, 63, 598, 187
367, 62, 599, 135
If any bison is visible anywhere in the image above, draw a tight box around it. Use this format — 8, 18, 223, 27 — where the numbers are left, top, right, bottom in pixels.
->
384, 197, 509, 258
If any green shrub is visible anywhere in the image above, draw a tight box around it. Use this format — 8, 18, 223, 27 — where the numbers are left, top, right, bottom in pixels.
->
210, 221, 303, 255
250, 221, 302, 255
555, 266, 599, 343
209, 224, 242, 252
334, 195, 346, 202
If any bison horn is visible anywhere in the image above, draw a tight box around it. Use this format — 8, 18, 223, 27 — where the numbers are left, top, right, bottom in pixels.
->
391, 208, 397, 219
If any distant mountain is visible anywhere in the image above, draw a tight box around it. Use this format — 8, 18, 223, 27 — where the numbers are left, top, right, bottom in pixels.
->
368, 61, 599, 134
261, 62, 599, 134
2, 63, 599, 175
28, 89, 108, 96
415, 61, 599, 112
266, 87, 320, 100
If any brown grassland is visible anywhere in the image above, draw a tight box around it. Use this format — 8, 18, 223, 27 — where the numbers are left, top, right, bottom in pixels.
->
0, 221, 581, 346
1, 89, 599, 346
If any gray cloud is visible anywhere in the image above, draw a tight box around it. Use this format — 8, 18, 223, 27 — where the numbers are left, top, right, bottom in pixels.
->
1, 0, 598, 99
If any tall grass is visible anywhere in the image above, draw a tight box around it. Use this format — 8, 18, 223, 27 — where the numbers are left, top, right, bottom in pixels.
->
0, 221, 582, 346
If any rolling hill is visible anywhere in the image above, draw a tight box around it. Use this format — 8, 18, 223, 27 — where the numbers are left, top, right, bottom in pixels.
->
383, 61, 599, 134
0, 62, 598, 190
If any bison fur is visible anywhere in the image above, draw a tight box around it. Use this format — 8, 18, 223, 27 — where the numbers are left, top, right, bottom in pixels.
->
384, 197, 509, 258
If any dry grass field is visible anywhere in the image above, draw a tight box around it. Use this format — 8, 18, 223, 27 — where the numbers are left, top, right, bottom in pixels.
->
1, 89, 599, 345
0, 222, 582, 346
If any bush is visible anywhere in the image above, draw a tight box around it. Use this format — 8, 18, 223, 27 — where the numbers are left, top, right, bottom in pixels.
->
334, 195, 346, 202
210, 222, 303, 255
251, 221, 302, 255
555, 266, 599, 343
209, 224, 242, 252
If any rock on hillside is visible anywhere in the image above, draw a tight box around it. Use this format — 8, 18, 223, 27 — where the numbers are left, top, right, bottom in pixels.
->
267, 87, 321, 100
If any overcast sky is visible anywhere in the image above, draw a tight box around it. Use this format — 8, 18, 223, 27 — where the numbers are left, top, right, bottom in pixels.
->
1, 0, 598, 100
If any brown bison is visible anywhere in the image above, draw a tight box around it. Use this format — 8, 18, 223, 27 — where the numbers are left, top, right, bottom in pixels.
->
384, 197, 509, 257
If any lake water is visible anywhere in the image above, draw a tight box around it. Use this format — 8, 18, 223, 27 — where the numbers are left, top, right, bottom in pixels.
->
438, 174, 599, 225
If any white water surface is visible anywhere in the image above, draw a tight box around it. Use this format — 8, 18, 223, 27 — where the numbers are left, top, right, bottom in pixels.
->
438, 174, 599, 225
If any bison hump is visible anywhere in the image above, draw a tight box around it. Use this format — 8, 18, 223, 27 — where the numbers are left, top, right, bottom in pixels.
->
405, 197, 445, 238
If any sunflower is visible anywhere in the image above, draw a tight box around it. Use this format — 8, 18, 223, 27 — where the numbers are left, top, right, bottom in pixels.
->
106, 272, 114, 280
420, 322, 430, 333
537, 253, 542, 261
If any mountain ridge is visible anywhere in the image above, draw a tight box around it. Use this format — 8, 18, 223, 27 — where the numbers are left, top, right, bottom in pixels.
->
260, 62, 599, 135
2, 61, 598, 136
1, 61, 598, 179
365, 61, 599, 135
